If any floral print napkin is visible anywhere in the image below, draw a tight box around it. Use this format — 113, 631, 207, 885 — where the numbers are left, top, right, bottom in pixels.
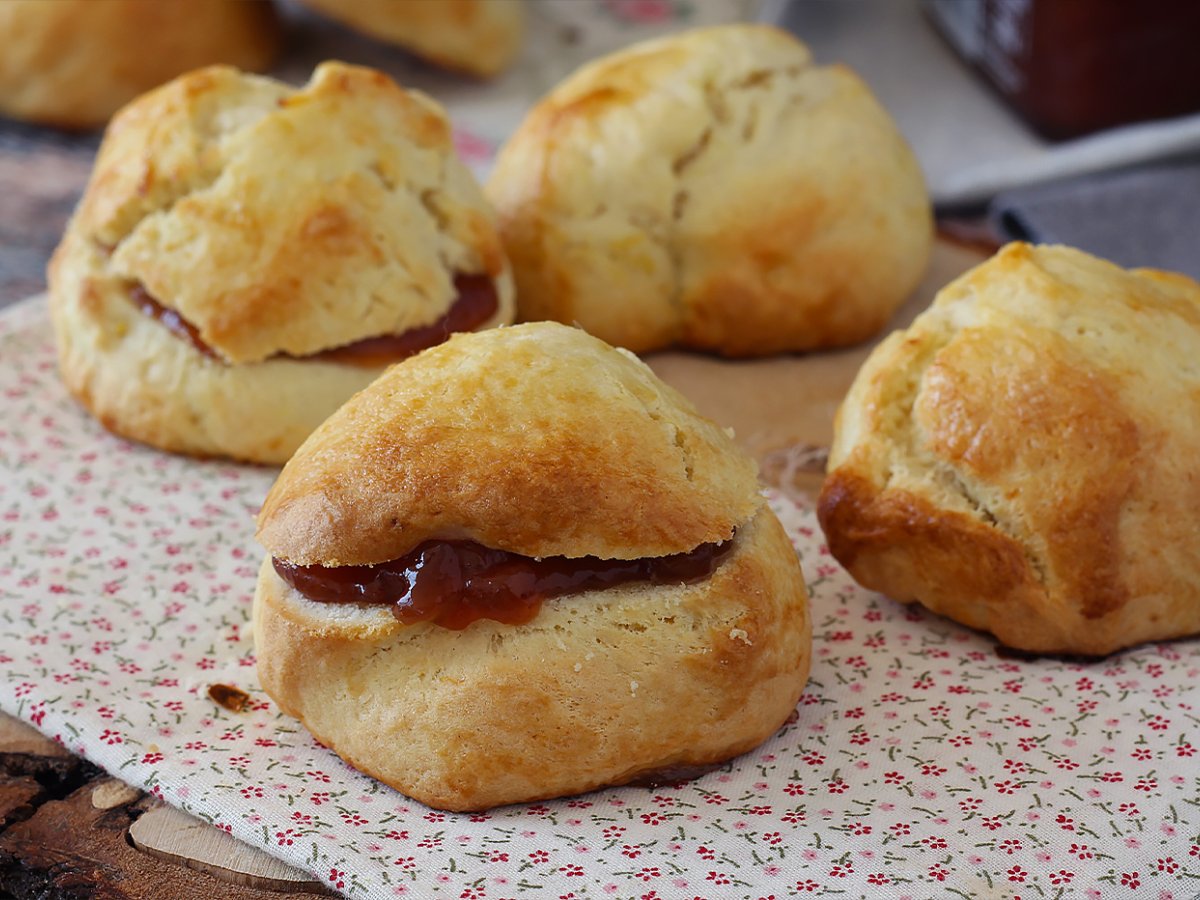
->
2, 297, 1199, 899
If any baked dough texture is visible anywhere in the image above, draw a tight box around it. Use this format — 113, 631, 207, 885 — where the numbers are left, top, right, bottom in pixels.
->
485, 24, 932, 356
254, 322, 812, 810
296, 0, 523, 78
0, 0, 279, 129
49, 62, 514, 464
819, 243, 1200, 656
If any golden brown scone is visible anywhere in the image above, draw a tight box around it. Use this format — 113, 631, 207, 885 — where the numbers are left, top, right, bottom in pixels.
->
296, 0, 523, 78
254, 322, 812, 810
0, 0, 279, 129
819, 243, 1200, 656
49, 62, 514, 465
485, 24, 932, 357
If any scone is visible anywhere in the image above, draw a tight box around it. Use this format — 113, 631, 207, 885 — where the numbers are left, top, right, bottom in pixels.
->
819, 243, 1200, 656
254, 322, 812, 811
296, 0, 524, 78
48, 62, 514, 465
0, 0, 278, 129
485, 24, 932, 357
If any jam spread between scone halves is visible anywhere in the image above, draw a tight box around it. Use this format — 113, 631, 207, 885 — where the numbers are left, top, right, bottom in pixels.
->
273, 539, 733, 630
131, 274, 498, 366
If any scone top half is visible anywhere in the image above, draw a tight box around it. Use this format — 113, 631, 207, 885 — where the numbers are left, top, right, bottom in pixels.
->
486, 24, 932, 356
258, 323, 760, 565
819, 243, 1200, 656
66, 61, 512, 365
254, 323, 812, 811
48, 62, 514, 463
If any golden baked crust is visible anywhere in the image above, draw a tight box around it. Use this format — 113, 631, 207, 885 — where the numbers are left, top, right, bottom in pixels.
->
0, 0, 278, 129
257, 322, 761, 564
77, 62, 513, 363
48, 62, 514, 464
485, 24, 932, 356
254, 504, 811, 811
297, 0, 523, 78
819, 243, 1200, 656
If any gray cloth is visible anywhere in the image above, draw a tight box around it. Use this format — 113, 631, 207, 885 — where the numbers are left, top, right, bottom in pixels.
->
990, 159, 1200, 279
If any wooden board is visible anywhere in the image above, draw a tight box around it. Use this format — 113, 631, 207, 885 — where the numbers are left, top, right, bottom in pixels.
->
0, 713, 325, 898
131, 805, 333, 895
648, 239, 988, 485
0, 780, 325, 900
0, 778, 42, 832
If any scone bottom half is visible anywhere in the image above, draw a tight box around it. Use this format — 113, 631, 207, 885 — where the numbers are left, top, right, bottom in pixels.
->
254, 322, 812, 811
819, 242, 1200, 657
47, 61, 514, 465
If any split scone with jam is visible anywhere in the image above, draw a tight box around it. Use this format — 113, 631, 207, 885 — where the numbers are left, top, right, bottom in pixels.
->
254, 322, 812, 810
819, 243, 1200, 657
48, 61, 514, 464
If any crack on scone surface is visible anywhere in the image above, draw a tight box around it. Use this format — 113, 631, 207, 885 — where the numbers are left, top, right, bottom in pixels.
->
419, 188, 453, 233
930, 461, 1048, 588
731, 68, 776, 90
572, 58, 813, 338
630, 389, 697, 486
881, 320, 1052, 590
671, 127, 712, 176
661, 62, 810, 324
672, 427, 695, 482
97, 82, 286, 262
701, 79, 732, 126
368, 159, 397, 192
672, 190, 690, 221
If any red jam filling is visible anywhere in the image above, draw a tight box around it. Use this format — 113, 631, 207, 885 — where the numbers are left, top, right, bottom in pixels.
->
131, 284, 217, 359
273, 538, 733, 630
129, 274, 498, 366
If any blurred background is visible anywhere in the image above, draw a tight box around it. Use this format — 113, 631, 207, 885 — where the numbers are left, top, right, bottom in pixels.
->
2, 0, 1197, 306
776, 0, 1200, 278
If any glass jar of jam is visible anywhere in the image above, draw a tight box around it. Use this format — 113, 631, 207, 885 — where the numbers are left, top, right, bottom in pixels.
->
925, 0, 1200, 140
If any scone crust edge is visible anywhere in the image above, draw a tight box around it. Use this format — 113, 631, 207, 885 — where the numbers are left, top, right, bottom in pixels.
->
253, 505, 811, 811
